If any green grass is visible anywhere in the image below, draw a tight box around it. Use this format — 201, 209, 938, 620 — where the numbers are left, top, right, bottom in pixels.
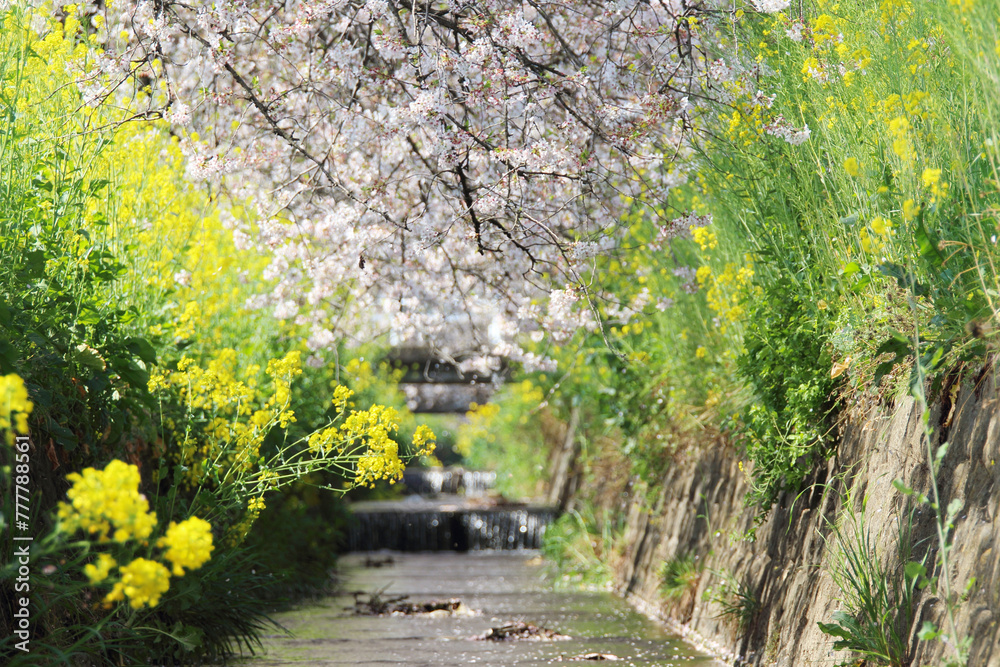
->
818, 490, 922, 667
659, 552, 703, 601
541, 506, 621, 588
707, 573, 760, 639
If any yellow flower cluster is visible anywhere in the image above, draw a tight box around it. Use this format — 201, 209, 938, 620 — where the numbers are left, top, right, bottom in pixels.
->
308, 386, 435, 478
922, 167, 947, 201
696, 260, 755, 333
104, 558, 172, 609
691, 226, 718, 251
61, 460, 215, 608
724, 105, 767, 146
456, 401, 501, 457
345, 405, 405, 487
148, 349, 306, 485
332, 384, 354, 411
411, 424, 437, 458
889, 116, 914, 163
0, 374, 33, 443
158, 516, 215, 576
227, 495, 267, 546
266, 350, 303, 409
307, 426, 342, 455
879, 0, 913, 27
173, 301, 202, 341
57, 461, 158, 543
83, 553, 117, 584
880, 91, 930, 121
812, 14, 842, 47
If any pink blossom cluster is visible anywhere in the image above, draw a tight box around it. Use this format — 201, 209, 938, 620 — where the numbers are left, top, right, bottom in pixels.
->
77, 0, 752, 370
764, 117, 813, 146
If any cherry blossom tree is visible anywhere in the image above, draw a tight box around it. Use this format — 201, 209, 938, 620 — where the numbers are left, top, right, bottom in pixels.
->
77, 0, 786, 370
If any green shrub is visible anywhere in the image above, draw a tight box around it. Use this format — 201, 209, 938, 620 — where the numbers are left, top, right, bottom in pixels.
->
737, 277, 841, 511
660, 552, 703, 602
659, 552, 702, 600
457, 379, 554, 498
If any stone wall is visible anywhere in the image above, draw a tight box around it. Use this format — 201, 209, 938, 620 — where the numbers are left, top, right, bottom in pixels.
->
565, 371, 1000, 666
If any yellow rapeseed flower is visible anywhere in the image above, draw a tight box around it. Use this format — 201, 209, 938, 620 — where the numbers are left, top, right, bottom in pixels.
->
266, 350, 303, 381
308, 426, 341, 454
332, 384, 354, 411
843, 157, 861, 177
158, 516, 214, 576
921, 168, 942, 188
812, 14, 841, 46
0, 373, 33, 441
921, 167, 947, 199
691, 226, 718, 251
105, 558, 171, 608
871, 216, 892, 236
346, 405, 406, 486
83, 553, 117, 584
57, 460, 158, 543
411, 424, 437, 457
889, 117, 912, 162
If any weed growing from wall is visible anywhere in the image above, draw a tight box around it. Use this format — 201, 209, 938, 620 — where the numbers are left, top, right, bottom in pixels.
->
659, 552, 703, 601
818, 490, 921, 666
705, 571, 760, 640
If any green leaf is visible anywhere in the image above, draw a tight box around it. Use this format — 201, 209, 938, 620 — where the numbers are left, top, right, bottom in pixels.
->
851, 275, 872, 293
946, 497, 964, 522
892, 479, 915, 495
873, 332, 912, 386
840, 261, 862, 278
70, 344, 107, 371
125, 337, 158, 365
817, 621, 853, 640
112, 358, 149, 389
874, 361, 899, 387
926, 344, 946, 371
917, 621, 940, 641
878, 262, 928, 297
915, 212, 945, 266
47, 421, 78, 452
87, 179, 109, 194
23, 249, 46, 278
904, 561, 927, 581
934, 441, 950, 468
831, 610, 856, 626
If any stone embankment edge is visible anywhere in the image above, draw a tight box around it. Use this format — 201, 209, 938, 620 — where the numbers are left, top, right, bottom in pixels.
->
554, 369, 1000, 666
625, 591, 735, 665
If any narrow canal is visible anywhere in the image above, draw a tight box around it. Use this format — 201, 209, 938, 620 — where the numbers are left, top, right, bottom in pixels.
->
246, 551, 716, 666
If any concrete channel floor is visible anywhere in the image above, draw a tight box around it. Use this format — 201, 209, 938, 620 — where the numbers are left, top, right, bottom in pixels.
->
242, 551, 715, 667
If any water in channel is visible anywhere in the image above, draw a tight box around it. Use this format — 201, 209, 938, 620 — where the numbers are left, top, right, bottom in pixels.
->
246, 551, 715, 666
